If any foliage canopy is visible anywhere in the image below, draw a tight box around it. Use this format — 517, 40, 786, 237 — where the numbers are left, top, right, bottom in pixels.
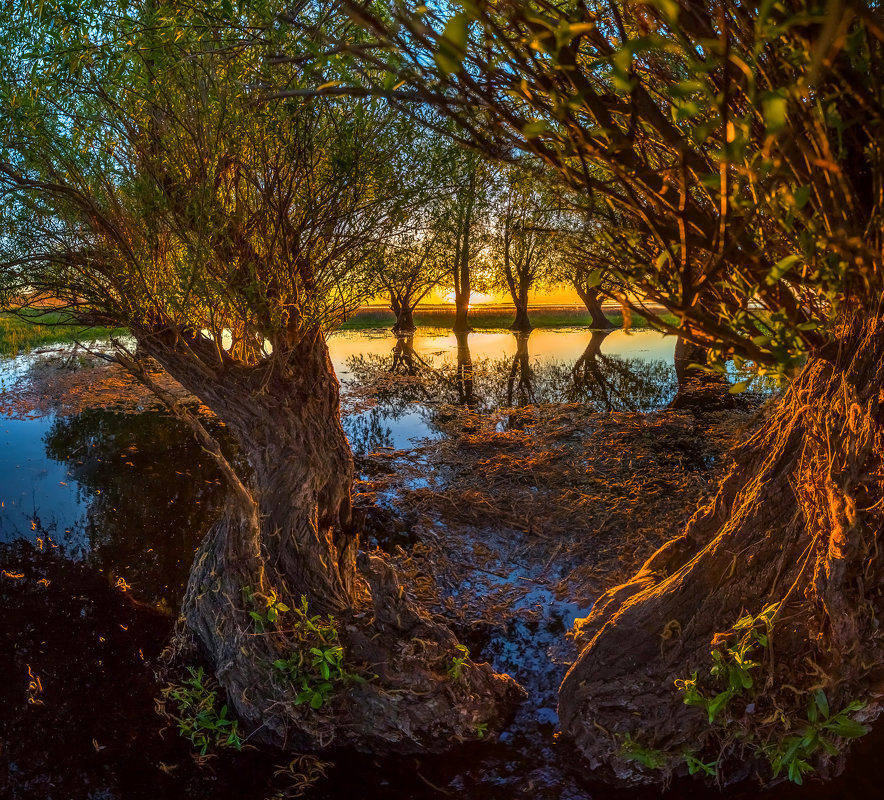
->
0, 0, 416, 365
331, 0, 884, 376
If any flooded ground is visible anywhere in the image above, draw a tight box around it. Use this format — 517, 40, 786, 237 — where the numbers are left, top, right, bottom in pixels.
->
0, 327, 869, 799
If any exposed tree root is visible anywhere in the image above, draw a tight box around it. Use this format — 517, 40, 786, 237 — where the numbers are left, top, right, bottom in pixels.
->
559, 322, 884, 785
168, 511, 523, 754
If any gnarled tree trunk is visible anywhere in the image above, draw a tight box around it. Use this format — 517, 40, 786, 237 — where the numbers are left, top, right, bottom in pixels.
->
558, 319, 884, 784
137, 329, 522, 752
573, 282, 615, 330
393, 304, 417, 334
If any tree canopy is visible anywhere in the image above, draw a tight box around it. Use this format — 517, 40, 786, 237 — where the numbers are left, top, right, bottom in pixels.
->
0, 0, 418, 363
331, 0, 884, 375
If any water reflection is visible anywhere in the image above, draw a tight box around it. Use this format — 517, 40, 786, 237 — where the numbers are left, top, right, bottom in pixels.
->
564, 330, 677, 410
342, 328, 679, 449
507, 332, 535, 408
455, 330, 476, 408
38, 409, 227, 607
0, 329, 686, 586
390, 334, 430, 378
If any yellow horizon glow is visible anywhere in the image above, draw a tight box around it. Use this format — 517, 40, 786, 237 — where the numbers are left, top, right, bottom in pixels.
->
366, 286, 584, 307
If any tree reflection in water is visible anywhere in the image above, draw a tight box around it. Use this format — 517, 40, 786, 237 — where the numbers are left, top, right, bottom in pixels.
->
343, 329, 680, 449
42, 408, 229, 607
559, 330, 677, 410
454, 330, 476, 408
508, 332, 536, 408
390, 334, 431, 378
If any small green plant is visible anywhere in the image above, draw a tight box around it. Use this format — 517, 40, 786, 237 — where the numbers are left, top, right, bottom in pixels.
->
764, 691, 868, 785
447, 644, 470, 680
675, 603, 778, 724
674, 603, 869, 784
272, 596, 365, 710
475, 721, 489, 738
161, 666, 243, 755
683, 752, 717, 777
243, 585, 291, 632
618, 733, 668, 769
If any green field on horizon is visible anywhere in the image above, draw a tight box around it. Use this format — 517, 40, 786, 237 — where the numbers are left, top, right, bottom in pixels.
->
339, 304, 672, 331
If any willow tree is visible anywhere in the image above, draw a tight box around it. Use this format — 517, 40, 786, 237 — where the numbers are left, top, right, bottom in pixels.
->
557, 209, 623, 330
366, 225, 448, 333
436, 147, 492, 331
0, 0, 519, 750
488, 165, 562, 331
325, 0, 884, 783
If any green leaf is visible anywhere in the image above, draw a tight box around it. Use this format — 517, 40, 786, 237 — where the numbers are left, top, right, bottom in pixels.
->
521, 120, 548, 138
762, 91, 789, 134
793, 185, 812, 209
824, 718, 869, 739
707, 690, 732, 723
729, 379, 751, 394
587, 268, 605, 288
435, 12, 469, 75
814, 690, 829, 719
766, 255, 801, 285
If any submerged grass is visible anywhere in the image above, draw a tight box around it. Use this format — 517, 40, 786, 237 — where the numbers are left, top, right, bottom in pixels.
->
0, 311, 125, 356
340, 305, 677, 331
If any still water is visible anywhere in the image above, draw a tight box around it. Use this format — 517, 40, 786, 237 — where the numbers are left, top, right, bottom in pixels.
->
0, 327, 862, 800
0, 328, 678, 554
332, 328, 679, 453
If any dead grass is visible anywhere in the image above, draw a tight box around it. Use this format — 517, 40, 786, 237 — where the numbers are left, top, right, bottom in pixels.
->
358, 403, 762, 640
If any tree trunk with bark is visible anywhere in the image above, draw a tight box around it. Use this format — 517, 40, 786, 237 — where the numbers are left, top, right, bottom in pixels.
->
558, 319, 884, 784
393, 304, 417, 334
510, 302, 532, 332
389, 293, 404, 332
669, 336, 735, 411
573, 282, 615, 330
451, 177, 475, 334
137, 329, 522, 752
453, 298, 470, 332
